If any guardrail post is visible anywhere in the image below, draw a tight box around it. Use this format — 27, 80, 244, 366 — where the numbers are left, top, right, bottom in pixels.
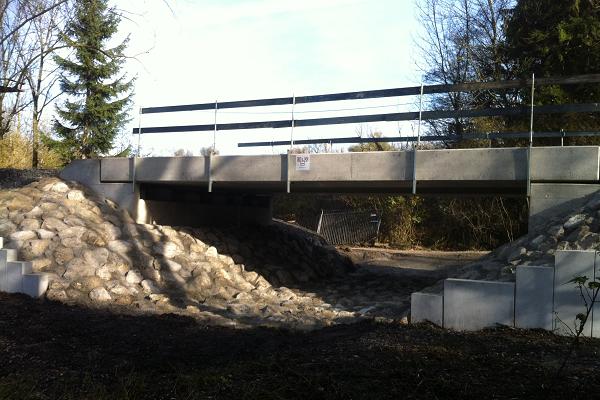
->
208, 100, 218, 193
213, 100, 218, 152
133, 107, 142, 193
527, 73, 535, 198
289, 94, 296, 152
412, 82, 424, 195
286, 94, 297, 193
286, 152, 292, 193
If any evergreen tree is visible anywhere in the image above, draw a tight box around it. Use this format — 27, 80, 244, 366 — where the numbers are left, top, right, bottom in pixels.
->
505, 0, 600, 142
53, 0, 133, 160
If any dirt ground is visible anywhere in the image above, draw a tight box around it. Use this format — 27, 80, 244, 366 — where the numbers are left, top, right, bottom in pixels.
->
1, 247, 599, 400
1, 291, 600, 400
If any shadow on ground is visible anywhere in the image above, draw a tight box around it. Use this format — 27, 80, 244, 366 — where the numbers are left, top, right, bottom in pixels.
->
1, 292, 599, 400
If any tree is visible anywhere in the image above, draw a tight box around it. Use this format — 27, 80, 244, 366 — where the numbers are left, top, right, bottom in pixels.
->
505, 0, 600, 142
52, 0, 133, 161
416, 0, 517, 140
0, 0, 70, 138
174, 148, 193, 157
25, 0, 69, 168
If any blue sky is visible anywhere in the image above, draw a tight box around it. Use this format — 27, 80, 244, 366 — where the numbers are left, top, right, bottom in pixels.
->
116, 0, 423, 155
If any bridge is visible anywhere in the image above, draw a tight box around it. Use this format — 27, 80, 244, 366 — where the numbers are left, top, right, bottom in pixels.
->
61, 75, 600, 230
61, 146, 600, 230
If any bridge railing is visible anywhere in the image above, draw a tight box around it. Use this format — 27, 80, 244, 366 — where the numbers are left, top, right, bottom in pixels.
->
133, 74, 600, 150
132, 74, 600, 196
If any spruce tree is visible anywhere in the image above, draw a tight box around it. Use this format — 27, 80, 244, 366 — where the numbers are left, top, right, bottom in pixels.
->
53, 0, 133, 160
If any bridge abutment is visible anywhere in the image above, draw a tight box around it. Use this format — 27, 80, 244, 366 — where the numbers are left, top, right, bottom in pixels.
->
60, 159, 273, 227
529, 183, 600, 229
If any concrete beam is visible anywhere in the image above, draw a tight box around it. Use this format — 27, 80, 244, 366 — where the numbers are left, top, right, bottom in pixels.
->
411, 292, 443, 326
443, 278, 515, 331
553, 250, 596, 336
515, 266, 554, 330
22, 273, 49, 298
530, 146, 599, 181
5, 261, 32, 293
0, 249, 18, 292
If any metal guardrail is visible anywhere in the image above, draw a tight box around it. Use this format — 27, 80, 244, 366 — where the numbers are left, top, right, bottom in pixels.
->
237, 131, 600, 147
132, 74, 600, 197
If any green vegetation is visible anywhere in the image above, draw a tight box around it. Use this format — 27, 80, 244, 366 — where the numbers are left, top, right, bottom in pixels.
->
275, 0, 600, 250
51, 0, 133, 161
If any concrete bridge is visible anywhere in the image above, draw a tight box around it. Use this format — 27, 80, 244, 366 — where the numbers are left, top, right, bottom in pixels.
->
60, 146, 600, 230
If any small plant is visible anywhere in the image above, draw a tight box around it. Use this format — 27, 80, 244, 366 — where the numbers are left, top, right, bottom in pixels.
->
555, 275, 600, 378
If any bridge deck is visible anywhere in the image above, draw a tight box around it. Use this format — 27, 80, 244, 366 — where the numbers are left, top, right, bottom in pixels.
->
96, 147, 599, 195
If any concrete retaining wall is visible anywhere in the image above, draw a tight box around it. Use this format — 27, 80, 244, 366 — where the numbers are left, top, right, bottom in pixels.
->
411, 250, 600, 337
0, 238, 48, 298
443, 279, 515, 331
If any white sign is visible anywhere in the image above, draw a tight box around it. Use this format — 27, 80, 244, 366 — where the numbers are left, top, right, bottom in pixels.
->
296, 154, 310, 171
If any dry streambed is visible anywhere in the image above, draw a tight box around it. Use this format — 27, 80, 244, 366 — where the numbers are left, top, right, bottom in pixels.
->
0, 177, 476, 328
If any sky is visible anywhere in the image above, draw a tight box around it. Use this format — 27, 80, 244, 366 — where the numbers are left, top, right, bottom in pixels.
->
114, 0, 424, 156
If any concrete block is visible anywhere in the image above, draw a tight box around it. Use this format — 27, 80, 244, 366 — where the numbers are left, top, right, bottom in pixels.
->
411, 292, 443, 326
212, 155, 284, 182
135, 157, 208, 182
351, 152, 413, 181
5, 261, 33, 293
289, 153, 352, 182
416, 148, 527, 181
515, 266, 554, 330
0, 249, 18, 292
22, 273, 49, 298
0, 236, 3, 248
444, 279, 515, 331
554, 250, 596, 336
531, 146, 600, 181
99, 157, 133, 182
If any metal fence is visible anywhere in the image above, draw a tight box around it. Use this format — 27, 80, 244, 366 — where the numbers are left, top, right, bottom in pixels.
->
316, 210, 381, 245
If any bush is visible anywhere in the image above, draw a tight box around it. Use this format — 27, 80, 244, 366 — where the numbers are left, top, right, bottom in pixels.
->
0, 131, 63, 169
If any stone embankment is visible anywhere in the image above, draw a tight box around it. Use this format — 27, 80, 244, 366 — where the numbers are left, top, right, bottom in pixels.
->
0, 177, 359, 328
424, 190, 600, 292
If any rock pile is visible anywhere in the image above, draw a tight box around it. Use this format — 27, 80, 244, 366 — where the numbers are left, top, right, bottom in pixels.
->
0, 177, 356, 328
432, 190, 600, 287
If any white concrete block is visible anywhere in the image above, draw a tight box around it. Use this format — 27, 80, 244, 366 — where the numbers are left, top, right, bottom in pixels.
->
444, 279, 515, 331
0, 236, 3, 248
22, 273, 49, 298
515, 266, 554, 330
554, 250, 596, 336
5, 261, 32, 293
411, 292, 443, 326
0, 249, 18, 292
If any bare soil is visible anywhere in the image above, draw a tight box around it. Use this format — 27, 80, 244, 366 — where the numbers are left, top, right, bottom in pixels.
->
1, 291, 600, 400
1, 170, 599, 398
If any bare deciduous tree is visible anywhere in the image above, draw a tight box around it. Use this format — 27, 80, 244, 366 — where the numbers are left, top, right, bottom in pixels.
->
0, 0, 70, 139
416, 0, 517, 138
